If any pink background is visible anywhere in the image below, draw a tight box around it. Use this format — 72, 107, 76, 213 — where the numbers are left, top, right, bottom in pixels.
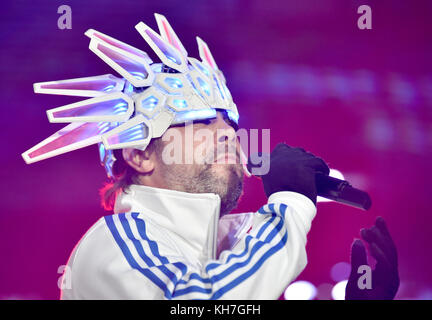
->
0, 0, 431, 299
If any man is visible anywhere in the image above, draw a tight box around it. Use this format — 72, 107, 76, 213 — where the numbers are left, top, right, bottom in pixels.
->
60, 110, 327, 299
22, 14, 398, 299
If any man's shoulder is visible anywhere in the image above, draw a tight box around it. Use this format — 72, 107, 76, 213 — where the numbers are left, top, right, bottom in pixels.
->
69, 211, 171, 265
62, 212, 162, 297
66, 215, 117, 267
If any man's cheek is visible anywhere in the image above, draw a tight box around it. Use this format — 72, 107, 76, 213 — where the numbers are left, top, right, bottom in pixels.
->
194, 128, 215, 164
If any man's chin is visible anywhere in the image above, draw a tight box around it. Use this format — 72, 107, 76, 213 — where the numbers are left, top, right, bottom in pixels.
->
211, 163, 243, 179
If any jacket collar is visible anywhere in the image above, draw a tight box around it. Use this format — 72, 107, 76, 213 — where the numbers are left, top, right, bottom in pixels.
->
114, 184, 221, 263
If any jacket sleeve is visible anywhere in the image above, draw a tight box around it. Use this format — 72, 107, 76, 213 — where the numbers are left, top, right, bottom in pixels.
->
62, 191, 316, 300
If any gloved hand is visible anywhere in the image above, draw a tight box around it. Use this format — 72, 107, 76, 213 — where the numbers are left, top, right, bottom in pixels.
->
345, 217, 400, 300
248, 143, 329, 204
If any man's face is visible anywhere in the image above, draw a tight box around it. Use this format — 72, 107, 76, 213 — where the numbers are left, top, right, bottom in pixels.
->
153, 110, 244, 216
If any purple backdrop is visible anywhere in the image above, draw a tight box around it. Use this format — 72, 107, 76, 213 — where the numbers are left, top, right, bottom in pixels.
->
1, 0, 431, 299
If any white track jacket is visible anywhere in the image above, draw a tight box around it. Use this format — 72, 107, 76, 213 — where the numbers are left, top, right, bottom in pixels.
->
61, 184, 316, 299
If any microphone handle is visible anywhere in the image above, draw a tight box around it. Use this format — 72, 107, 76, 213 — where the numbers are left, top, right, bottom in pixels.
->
315, 172, 372, 211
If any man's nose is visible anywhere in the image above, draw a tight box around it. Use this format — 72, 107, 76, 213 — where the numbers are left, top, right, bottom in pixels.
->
215, 117, 237, 143
217, 129, 236, 143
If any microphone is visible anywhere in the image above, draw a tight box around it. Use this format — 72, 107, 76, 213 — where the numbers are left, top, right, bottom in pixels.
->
315, 172, 371, 211
246, 160, 372, 211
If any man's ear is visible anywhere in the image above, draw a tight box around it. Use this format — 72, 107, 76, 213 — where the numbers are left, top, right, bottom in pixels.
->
122, 148, 155, 174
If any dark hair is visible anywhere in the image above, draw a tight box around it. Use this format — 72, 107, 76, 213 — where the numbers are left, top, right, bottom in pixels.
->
99, 138, 162, 211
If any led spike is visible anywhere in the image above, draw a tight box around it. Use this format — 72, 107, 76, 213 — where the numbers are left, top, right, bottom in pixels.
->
154, 13, 188, 58
34, 74, 125, 97
88, 32, 154, 87
135, 22, 188, 73
101, 114, 152, 150
85, 29, 153, 64
46, 92, 134, 123
22, 122, 103, 164
196, 36, 218, 71
188, 57, 212, 81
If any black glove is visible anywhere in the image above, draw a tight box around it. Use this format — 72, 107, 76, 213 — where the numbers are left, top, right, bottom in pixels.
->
248, 143, 329, 204
345, 217, 399, 300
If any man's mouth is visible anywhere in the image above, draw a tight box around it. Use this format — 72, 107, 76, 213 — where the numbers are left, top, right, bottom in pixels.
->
215, 152, 239, 164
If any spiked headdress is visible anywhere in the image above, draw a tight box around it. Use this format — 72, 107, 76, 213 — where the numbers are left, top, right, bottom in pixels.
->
22, 14, 239, 177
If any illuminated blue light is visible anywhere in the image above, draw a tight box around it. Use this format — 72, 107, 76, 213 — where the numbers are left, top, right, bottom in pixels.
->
227, 110, 239, 124
116, 124, 146, 143
213, 75, 225, 100
174, 109, 217, 123
197, 77, 211, 96
98, 143, 106, 162
151, 63, 162, 73
173, 99, 188, 109
130, 71, 148, 80
166, 55, 178, 64
141, 95, 158, 111
195, 61, 210, 77
102, 84, 115, 92
188, 75, 204, 99
164, 77, 183, 89
123, 82, 134, 94
97, 121, 112, 135
112, 102, 128, 115
98, 142, 115, 178
145, 29, 182, 65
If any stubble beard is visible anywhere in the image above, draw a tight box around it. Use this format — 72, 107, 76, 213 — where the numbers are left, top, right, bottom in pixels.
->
158, 161, 244, 217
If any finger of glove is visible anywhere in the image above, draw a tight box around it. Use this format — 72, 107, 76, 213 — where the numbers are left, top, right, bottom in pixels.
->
375, 217, 398, 264
273, 143, 293, 153
346, 240, 368, 300
371, 225, 397, 265
375, 217, 392, 240
361, 226, 397, 266
272, 143, 314, 157
271, 146, 323, 171
272, 145, 310, 158
350, 239, 368, 272
303, 157, 330, 175
369, 242, 394, 276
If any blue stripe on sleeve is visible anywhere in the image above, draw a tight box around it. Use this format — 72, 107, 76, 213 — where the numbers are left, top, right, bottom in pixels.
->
211, 230, 288, 299
205, 203, 279, 272
173, 214, 286, 297
279, 203, 288, 218
118, 213, 155, 267
130, 213, 170, 265
118, 213, 180, 285
104, 215, 172, 299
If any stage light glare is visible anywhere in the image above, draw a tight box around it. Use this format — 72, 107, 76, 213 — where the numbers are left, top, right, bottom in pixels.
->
330, 261, 351, 282
284, 281, 317, 300
331, 280, 348, 300
317, 168, 345, 202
